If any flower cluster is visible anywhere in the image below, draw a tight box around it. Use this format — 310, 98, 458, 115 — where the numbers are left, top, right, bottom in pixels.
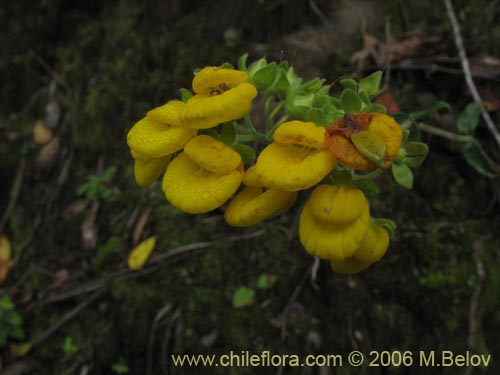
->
126, 59, 427, 274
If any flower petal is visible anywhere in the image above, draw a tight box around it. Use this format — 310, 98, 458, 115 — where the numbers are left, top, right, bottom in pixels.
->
179, 83, 257, 129
127, 116, 197, 158
329, 134, 376, 170
253, 143, 336, 191
146, 100, 184, 126
273, 121, 328, 149
162, 152, 243, 214
184, 135, 241, 174
368, 113, 403, 165
354, 224, 389, 263
133, 155, 170, 187
307, 184, 368, 225
299, 201, 370, 260
224, 187, 297, 227
192, 67, 249, 95
242, 165, 262, 187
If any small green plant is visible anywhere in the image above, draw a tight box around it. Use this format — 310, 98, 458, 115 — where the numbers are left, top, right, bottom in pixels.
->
62, 335, 79, 357
112, 358, 129, 374
0, 296, 24, 346
77, 165, 121, 201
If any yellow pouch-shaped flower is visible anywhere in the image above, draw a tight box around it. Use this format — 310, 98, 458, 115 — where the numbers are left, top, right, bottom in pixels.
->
133, 155, 170, 187
225, 187, 297, 227
162, 152, 243, 214
354, 224, 390, 263
192, 66, 249, 95
184, 135, 241, 174
146, 100, 184, 126
127, 116, 197, 158
307, 184, 368, 225
179, 83, 257, 129
299, 201, 370, 260
242, 165, 262, 187
252, 143, 336, 191
273, 121, 328, 149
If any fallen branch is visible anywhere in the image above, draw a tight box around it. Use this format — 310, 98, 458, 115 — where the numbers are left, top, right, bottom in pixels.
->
444, 0, 500, 148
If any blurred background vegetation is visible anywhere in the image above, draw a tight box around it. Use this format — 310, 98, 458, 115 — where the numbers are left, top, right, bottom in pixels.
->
0, 0, 499, 374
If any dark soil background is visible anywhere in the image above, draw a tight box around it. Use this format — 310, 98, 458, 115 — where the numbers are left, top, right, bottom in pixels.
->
1, 0, 499, 374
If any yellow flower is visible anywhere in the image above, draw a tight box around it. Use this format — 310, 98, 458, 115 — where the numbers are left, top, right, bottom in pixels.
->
131, 150, 171, 187
250, 121, 337, 191
330, 223, 390, 274
327, 113, 402, 170
127, 116, 197, 158
147, 67, 257, 129
225, 187, 297, 227
299, 184, 370, 260
162, 135, 243, 214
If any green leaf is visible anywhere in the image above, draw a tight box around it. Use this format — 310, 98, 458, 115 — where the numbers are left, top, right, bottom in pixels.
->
112, 358, 129, 374
358, 91, 371, 106
403, 142, 429, 167
339, 78, 358, 91
462, 142, 497, 178
250, 62, 278, 90
257, 274, 277, 289
457, 103, 481, 134
358, 71, 382, 97
9, 326, 25, 340
200, 128, 221, 140
62, 336, 78, 356
351, 179, 380, 194
247, 57, 267, 78
300, 77, 325, 92
307, 108, 327, 126
274, 70, 290, 95
362, 103, 387, 114
0, 296, 14, 310
6, 310, 23, 326
179, 88, 193, 102
220, 62, 234, 69
221, 123, 236, 145
232, 144, 256, 164
340, 89, 362, 114
237, 53, 249, 72
325, 110, 345, 123
410, 101, 451, 122
391, 163, 414, 189
351, 131, 386, 165
372, 218, 397, 238
232, 287, 255, 308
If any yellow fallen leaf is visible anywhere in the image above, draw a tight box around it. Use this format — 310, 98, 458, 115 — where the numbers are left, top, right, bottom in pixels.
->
11, 342, 33, 357
0, 235, 11, 261
33, 119, 53, 144
127, 236, 156, 270
0, 236, 13, 284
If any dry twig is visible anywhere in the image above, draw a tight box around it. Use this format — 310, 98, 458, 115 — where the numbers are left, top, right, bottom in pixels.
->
444, 0, 500, 148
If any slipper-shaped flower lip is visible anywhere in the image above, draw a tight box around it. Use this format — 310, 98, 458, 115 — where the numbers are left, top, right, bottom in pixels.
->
330, 257, 372, 275
225, 187, 297, 227
273, 120, 329, 149
354, 224, 390, 263
162, 152, 243, 214
252, 143, 336, 191
133, 155, 171, 187
127, 116, 197, 158
192, 66, 250, 95
184, 135, 241, 174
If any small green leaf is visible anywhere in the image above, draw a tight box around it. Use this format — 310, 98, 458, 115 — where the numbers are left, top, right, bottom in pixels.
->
274, 70, 290, 95
404, 142, 429, 157
232, 144, 256, 164
62, 336, 78, 356
237, 53, 249, 72
457, 103, 481, 134
220, 62, 234, 69
410, 101, 451, 122
300, 77, 325, 92
307, 108, 327, 126
0, 296, 15, 310
358, 91, 371, 105
372, 218, 397, 238
247, 57, 267, 78
404, 156, 427, 168
112, 358, 129, 374
251, 63, 278, 90
232, 287, 255, 308
221, 123, 236, 145
9, 326, 25, 340
200, 128, 221, 140
358, 71, 382, 97
179, 88, 193, 102
257, 274, 277, 289
462, 142, 497, 178
6, 310, 22, 326
351, 179, 380, 195
325, 110, 345, 123
351, 131, 386, 165
362, 103, 387, 114
340, 89, 362, 114
391, 163, 414, 189
339, 78, 358, 90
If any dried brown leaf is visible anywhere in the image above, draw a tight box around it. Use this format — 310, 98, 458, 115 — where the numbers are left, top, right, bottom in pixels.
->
132, 207, 153, 245
35, 136, 60, 171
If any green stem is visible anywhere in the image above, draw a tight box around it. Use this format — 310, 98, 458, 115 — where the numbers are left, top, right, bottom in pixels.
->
417, 122, 474, 143
266, 101, 284, 130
